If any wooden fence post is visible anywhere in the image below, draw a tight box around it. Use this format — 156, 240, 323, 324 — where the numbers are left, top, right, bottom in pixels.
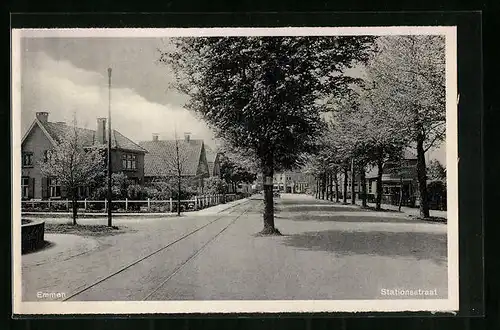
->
125, 198, 128, 211
147, 198, 150, 210
84, 198, 87, 210
104, 199, 107, 212
169, 198, 173, 212
194, 196, 198, 210
66, 199, 69, 211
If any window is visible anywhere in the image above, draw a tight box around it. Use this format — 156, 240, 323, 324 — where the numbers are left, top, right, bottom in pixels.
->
78, 186, 90, 198
21, 177, 29, 198
48, 178, 61, 198
43, 150, 53, 163
122, 154, 137, 170
22, 152, 33, 167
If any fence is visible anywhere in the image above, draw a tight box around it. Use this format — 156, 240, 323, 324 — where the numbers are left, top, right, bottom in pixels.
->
21, 194, 243, 213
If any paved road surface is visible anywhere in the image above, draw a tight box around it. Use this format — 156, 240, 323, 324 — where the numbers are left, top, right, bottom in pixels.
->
22, 194, 447, 301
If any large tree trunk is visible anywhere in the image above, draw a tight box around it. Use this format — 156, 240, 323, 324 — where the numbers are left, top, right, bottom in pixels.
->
342, 167, 348, 204
329, 171, 334, 202
323, 172, 330, 200
315, 178, 319, 198
321, 173, 326, 200
360, 167, 367, 208
350, 159, 356, 205
72, 187, 78, 225
334, 170, 340, 202
375, 156, 383, 210
416, 133, 430, 218
261, 158, 280, 235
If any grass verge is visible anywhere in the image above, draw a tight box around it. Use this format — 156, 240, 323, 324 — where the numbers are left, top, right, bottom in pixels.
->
45, 223, 130, 237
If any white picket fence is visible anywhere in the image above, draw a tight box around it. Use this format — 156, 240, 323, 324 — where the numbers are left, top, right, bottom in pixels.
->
21, 194, 241, 213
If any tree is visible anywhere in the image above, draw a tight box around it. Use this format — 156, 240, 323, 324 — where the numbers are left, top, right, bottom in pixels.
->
162, 36, 375, 234
40, 122, 105, 225
92, 172, 130, 200
367, 35, 445, 218
204, 177, 228, 195
427, 159, 446, 182
217, 147, 258, 194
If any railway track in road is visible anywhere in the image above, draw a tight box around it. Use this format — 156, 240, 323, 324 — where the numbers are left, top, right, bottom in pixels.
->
62, 200, 254, 302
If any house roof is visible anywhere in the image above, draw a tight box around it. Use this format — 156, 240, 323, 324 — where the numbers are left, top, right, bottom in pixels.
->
25, 119, 147, 153
138, 139, 205, 177
204, 146, 216, 176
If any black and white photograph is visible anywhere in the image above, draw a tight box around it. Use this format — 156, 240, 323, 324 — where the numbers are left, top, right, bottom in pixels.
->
11, 26, 458, 314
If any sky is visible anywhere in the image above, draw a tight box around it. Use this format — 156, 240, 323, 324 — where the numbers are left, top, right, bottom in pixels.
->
20, 36, 445, 164
20, 37, 216, 147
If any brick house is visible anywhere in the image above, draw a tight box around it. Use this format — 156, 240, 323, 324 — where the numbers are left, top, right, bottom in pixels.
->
138, 133, 210, 190
21, 112, 147, 200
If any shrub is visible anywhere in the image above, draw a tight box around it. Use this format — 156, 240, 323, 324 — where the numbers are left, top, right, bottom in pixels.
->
204, 177, 228, 195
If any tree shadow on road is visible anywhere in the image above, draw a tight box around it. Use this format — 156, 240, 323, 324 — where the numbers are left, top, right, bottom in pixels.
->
278, 205, 368, 213
279, 199, 358, 206
279, 214, 441, 225
282, 229, 447, 266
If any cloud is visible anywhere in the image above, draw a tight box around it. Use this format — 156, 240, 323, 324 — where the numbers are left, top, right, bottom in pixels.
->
21, 51, 215, 146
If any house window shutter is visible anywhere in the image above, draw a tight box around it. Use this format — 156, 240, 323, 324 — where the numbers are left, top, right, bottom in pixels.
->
28, 178, 35, 199
41, 178, 48, 199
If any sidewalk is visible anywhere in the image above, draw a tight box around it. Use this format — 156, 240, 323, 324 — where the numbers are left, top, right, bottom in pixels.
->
22, 197, 250, 221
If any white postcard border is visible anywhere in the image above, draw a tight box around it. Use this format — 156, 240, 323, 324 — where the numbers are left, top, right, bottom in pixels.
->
12, 26, 459, 315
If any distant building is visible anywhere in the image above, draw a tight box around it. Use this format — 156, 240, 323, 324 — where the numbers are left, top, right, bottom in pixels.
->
273, 171, 311, 193
21, 112, 147, 200
364, 150, 419, 206
138, 133, 210, 190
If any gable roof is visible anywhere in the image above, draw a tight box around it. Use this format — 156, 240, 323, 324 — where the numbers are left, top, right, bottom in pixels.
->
138, 139, 206, 177
204, 145, 216, 176
23, 119, 147, 153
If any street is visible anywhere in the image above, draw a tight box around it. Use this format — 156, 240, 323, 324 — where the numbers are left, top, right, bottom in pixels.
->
22, 194, 447, 301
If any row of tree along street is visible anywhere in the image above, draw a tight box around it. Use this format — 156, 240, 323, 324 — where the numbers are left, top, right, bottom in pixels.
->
38, 35, 446, 232
163, 35, 445, 235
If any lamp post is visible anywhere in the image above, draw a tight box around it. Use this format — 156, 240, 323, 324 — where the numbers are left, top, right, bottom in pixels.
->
107, 68, 113, 227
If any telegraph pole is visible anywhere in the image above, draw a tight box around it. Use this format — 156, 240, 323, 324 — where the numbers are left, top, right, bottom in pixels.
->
107, 68, 113, 227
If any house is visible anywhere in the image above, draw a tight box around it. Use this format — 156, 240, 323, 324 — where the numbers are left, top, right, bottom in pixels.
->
364, 149, 419, 206
138, 133, 210, 190
273, 171, 311, 193
21, 112, 147, 200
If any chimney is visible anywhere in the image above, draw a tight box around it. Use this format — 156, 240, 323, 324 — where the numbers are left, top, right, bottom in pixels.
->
152, 133, 159, 141
96, 118, 107, 144
36, 112, 49, 123
184, 132, 191, 142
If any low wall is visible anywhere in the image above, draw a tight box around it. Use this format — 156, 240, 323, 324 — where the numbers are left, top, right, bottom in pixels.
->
22, 219, 45, 254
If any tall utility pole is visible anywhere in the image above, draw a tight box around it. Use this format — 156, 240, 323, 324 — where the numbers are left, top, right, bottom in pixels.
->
107, 68, 113, 227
